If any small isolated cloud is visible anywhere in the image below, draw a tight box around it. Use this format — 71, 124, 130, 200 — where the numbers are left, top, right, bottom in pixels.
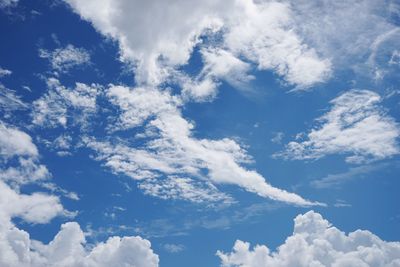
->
0, 67, 12, 77
163, 243, 185, 254
39, 44, 90, 74
277, 89, 400, 163
271, 132, 285, 144
217, 211, 400, 267
32, 78, 101, 129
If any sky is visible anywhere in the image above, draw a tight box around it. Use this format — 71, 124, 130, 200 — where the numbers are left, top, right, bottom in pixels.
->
0, 0, 400, 266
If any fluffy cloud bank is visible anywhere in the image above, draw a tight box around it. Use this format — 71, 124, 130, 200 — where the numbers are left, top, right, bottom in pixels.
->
278, 90, 400, 163
0, 122, 159, 267
0, 219, 159, 267
217, 211, 400, 267
65, 0, 330, 90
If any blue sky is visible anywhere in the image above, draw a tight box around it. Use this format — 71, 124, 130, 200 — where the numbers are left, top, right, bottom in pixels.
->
0, 0, 400, 266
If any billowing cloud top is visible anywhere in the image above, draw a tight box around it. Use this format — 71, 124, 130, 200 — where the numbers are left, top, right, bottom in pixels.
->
218, 211, 400, 267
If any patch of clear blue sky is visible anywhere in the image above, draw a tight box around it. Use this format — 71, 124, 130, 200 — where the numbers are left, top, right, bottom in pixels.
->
1, 1, 400, 266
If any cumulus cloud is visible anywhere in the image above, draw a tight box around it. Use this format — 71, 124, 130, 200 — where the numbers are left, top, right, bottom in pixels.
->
217, 211, 400, 267
277, 90, 400, 163
0, 122, 159, 267
39, 44, 90, 74
84, 85, 321, 206
0, 181, 159, 267
65, 0, 330, 90
32, 78, 101, 129
0, 122, 38, 158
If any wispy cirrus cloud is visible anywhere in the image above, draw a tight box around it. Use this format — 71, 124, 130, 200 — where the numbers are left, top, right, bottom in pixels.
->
311, 162, 391, 189
84, 85, 321, 207
277, 90, 400, 163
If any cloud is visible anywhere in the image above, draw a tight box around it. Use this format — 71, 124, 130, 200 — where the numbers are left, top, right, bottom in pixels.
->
0, 192, 159, 267
0, 122, 159, 267
311, 162, 390, 189
0, 180, 65, 224
65, 0, 330, 90
271, 132, 285, 144
0, 0, 17, 8
277, 90, 400, 163
0, 84, 28, 114
32, 78, 101, 129
39, 44, 90, 74
217, 211, 400, 267
0, 67, 12, 77
85, 85, 321, 207
163, 243, 185, 254
138, 176, 235, 206
222, 1, 331, 90
290, 0, 399, 81
0, 122, 38, 158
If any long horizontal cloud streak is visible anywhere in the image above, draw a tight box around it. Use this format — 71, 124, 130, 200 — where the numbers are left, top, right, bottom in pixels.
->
85, 85, 321, 206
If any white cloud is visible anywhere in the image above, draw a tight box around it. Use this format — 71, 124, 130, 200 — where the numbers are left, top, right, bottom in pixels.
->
32, 78, 101, 129
311, 162, 389, 189
0, 67, 12, 76
271, 132, 285, 144
290, 0, 399, 80
106, 85, 181, 130
0, 180, 65, 225
85, 85, 321, 206
180, 48, 255, 101
278, 90, 400, 163
65, 0, 330, 90
0, 123, 159, 267
217, 211, 400, 267
222, 1, 331, 90
0, 122, 38, 158
0, 84, 28, 114
0, 0, 17, 8
39, 44, 90, 73
163, 243, 185, 254
138, 176, 235, 206
0, 188, 159, 267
